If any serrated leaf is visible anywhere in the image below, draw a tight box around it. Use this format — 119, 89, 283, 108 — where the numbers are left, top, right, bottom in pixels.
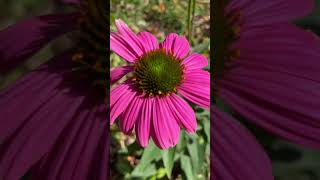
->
162, 147, 176, 178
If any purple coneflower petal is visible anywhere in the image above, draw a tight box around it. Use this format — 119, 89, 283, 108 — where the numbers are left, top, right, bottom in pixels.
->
29, 103, 108, 180
182, 53, 208, 71
0, 85, 86, 179
110, 81, 136, 124
212, 106, 273, 180
53, 105, 107, 180
29, 104, 93, 179
0, 51, 108, 179
219, 23, 320, 149
87, 122, 109, 180
220, 76, 320, 149
0, 53, 72, 143
0, 13, 77, 74
160, 33, 190, 59
227, 0, 314, 28
115, 19, 144, 56
110, 32, 141, 63
138, 31, 159, 53
151, 97, 180, 149
233, 23, 320, 80
178, 70, 210, 108
165, 94, 197, 133
119, 96, 143, 134
110, 65, 133, 85
135, 98, 153, 147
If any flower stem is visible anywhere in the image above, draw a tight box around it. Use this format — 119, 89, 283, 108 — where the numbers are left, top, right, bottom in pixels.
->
187, 0, 196, 43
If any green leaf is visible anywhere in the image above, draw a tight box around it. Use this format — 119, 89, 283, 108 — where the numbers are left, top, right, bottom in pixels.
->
177, 131, 186, 152
187, 138, 199, 174
203, 116, 210, 140
131, 140, 161, 177
162, 147, 176, 178
180, 154, 194, 180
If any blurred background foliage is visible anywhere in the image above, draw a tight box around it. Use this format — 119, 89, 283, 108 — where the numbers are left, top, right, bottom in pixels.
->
0, 0, 320, 180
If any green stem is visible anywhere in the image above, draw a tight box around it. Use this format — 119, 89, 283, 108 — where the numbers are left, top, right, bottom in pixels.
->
187, 0, 192, 42
187, 0, 196, 43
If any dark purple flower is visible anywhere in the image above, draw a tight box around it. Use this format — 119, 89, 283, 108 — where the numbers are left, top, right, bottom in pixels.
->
213, 0, 320, 179
0, 0, 109, 179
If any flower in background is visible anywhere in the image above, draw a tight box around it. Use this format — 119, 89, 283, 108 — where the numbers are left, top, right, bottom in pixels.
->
0, 0, 109, 179
213, 0, 320, 179
110, 20, 210, 149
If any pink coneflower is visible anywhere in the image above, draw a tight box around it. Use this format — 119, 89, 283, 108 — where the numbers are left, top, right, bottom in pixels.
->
213, 0, 320, 179
0, 0, 109, 179
110, 20, 210, 149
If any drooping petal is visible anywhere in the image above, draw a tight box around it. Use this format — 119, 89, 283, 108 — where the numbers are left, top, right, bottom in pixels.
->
217, 22, 320, 149
135, 98, 153, 147
165, 94, 197, 133
0, 52, 73, 143
151, 97, 180, 149
182, 53, 208, 71
0, 50, 108, 179
178, 70, 210, 108
87, 119, 109, 180
0, 13, 78, 74
138, 31, 159, 52
160, 33, 190, 59
232, 23, 320, 81
110, 81, 136, 124
219, 71, 320, 149
0, 84, 87, 180
110, 65, 133, 85
29, 103, 108, 180
119, 95, 143, 134
227, 0, 314, 28
115, 19, 144, 56
211, 106, 273, 180
110, 32, 141, 63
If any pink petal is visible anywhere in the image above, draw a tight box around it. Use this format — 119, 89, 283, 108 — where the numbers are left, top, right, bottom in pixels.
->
212, 106, 273, 180
29, 104, 108, 180
138, 31, 159, 52
165, 94, 197, 133
115, 19, 144, 56
151, 97, 180, 149
110, 81, 137, 124
232, 23, 320, 81
119, 96, 143, 134
227, 0, 314, 28
178, 70, 210, 108
220, 84, 320, 149
0, 88, 86, 179
110, 66, 133, 85
0, 13, 78, 74
182, 53, 208, 71
110, 32, 141, 62
160, 33, 190, 59
218, 22, 320, 150
0, 52, 72, 143
135, 98, 153, 147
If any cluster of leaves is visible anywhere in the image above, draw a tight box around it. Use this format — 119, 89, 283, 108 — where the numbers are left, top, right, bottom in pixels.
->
110, 108, 210, 180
